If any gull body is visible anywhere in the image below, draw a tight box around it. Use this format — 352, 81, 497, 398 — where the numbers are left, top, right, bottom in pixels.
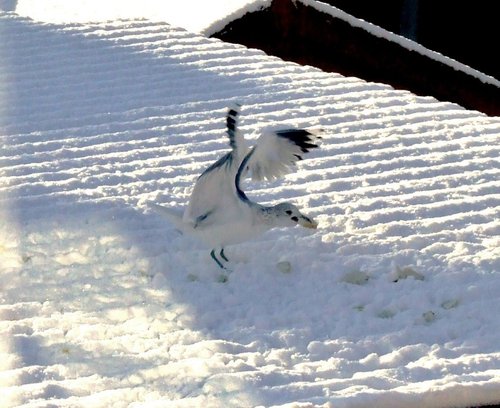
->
152, 104, 320, 268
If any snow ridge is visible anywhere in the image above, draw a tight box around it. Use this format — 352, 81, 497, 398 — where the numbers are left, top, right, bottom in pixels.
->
1, 13, 500, 408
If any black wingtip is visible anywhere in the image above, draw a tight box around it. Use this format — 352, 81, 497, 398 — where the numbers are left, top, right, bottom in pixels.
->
275, 129, 320, 153
227, 108, 239, 118
227, 115, 237, 132
227, 103, 242, 119
226, 103, 242, 149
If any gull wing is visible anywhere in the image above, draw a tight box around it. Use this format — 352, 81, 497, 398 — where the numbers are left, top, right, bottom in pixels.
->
183, 104, 245, 226
226, 103, 243, 152
184, 152, 238, 227
245, 128, 321, 182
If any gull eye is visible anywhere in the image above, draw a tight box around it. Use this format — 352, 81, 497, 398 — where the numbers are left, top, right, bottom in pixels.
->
291, 216, 299, 222
285, 210, 292, 215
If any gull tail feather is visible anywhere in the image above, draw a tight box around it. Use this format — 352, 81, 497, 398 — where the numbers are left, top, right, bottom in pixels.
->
148, 202, 186, 232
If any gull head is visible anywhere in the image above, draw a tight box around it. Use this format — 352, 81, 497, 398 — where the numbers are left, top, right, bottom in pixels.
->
269, 203, 318, 229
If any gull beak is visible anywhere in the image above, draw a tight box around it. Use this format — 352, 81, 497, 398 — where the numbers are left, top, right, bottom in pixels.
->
298, 215, 318, 229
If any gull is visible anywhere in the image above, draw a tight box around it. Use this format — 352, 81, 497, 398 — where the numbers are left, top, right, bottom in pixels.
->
151, 104, 320, 269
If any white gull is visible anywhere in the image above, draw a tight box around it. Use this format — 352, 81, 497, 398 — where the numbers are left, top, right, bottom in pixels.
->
151, 104, 321, 268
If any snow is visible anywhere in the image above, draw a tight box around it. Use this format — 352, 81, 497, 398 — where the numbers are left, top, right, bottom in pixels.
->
201, 0, 272, 37
1, 9, 500, 408
13, 0, 268, 34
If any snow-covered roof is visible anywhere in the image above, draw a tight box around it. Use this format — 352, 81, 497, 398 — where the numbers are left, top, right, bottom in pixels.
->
13, 0, 269, 34
12, 0, 500, 88
1, 11, 500, 408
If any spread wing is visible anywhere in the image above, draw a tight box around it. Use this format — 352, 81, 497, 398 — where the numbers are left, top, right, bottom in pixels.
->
183, 103, 245, 226
244, 128, 321, 182
235, 128, 321, 203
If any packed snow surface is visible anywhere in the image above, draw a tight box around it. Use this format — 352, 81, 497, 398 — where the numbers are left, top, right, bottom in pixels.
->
1, 12, 500, 408
13, 0, 269, 34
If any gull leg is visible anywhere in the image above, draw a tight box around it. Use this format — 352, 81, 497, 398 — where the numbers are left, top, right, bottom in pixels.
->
220, 248, 229, 262
210, 249, 225, 269
211, 248, 230, 283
